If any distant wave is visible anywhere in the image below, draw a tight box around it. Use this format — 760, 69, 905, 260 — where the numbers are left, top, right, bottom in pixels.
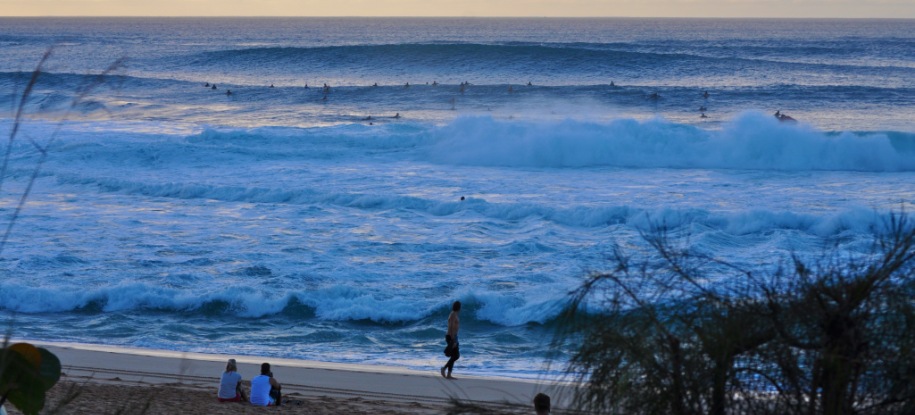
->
52, 170, 899, 238
180, 43, 663, 83
427, 113, 915, 171
194, 42, 690, 66
0, 71, 135, 89
182, 42, 914, 80
183, 114, 915, 172
10, 112, 911, 178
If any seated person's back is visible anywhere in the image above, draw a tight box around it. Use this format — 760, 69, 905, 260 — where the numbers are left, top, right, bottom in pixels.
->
250, 362, 282, 406
217, 359, 244, 402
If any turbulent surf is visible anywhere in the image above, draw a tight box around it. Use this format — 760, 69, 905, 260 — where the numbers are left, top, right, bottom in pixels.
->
0, 17, 913, 378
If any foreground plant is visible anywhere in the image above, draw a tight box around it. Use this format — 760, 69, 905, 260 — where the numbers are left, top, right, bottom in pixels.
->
0, 342, 61, 415
1, 50, 124, 415
556, 214, 915, 415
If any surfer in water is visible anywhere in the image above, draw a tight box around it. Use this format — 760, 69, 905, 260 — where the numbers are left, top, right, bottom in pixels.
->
226, 89, 232, 96
212, 84, 217, 90
205, 82, 210, 87
703, 90, 710, 99
700, 113, 708, 118
774, 110, 797, 122
649, 92, 660, 100
393, 113, 401, 119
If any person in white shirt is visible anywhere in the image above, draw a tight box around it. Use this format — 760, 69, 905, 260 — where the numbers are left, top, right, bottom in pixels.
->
249, 362, 282, 406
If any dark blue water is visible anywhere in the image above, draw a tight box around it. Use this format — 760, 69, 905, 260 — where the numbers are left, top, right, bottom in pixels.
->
1, 18, 913, 130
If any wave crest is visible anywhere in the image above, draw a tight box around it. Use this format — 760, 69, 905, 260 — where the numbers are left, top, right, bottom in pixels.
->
427, 113, 915, 171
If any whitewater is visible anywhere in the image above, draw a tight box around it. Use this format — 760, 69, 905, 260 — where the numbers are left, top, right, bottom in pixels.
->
0, 18, 913, 378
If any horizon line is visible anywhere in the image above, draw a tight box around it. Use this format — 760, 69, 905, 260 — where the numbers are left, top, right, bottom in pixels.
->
2, 15, 913, 19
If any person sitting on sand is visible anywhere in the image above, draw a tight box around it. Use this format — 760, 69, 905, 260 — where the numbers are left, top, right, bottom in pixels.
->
217, 359, 247, 402
533, 393, 550, 414
250, 362, 282, 406
441, 301, 461, 379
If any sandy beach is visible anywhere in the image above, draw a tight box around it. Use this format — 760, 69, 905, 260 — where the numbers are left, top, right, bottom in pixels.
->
2, 341, 570, 414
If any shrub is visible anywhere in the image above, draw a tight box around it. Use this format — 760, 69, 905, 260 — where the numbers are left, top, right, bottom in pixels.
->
557, 214, 915, 415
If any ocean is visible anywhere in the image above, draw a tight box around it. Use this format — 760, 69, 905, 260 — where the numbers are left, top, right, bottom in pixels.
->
0, 17, 913, 379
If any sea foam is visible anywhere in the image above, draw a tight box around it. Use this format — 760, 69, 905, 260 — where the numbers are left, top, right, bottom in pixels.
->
428, 112, 915, 171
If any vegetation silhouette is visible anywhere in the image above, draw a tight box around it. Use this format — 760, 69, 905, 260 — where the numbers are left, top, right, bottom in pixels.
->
1, 48, 125, 415
555, 214, 915, 415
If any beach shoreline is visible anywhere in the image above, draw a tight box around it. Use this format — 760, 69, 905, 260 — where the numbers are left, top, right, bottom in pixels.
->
3, 340, 570, 414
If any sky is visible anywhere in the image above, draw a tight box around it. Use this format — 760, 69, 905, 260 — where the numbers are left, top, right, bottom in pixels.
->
0, 0, 914, 18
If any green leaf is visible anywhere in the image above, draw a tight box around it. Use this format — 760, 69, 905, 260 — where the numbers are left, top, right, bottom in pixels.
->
37, 347, 61, 389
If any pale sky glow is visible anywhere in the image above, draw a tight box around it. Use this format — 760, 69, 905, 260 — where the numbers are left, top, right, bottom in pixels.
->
1, 0, 914, 18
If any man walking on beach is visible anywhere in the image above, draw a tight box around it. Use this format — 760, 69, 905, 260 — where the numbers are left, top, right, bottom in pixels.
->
441, 301, 461, 379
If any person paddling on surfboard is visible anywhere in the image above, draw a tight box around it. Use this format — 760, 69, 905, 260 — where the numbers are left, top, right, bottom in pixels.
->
775, 110, 796, 122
